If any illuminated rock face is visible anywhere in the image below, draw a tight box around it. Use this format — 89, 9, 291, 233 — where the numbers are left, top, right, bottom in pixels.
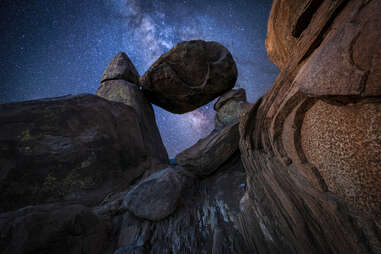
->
239, 0, 381, 253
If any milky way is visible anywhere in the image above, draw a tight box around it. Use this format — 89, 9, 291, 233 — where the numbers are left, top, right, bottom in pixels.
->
0, 0, 279, 157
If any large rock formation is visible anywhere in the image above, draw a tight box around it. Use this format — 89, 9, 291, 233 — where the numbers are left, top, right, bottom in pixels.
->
97, 52, 169, 167
1, 0, 380, 252
239, 0, 381, 253
0, 94, 150, 213
140, 40, 238, 113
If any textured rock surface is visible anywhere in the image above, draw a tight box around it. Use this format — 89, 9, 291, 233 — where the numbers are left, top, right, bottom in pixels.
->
101, 52, 139, 85
140, 40, 237, 113
265, 0, 322, 69
0, 94, 150, 212
111, 153, 251, 253
239, 0, 381, 253
175, 122, 240, 177
214, 88, 248, 129
0, 203, 111, 254
97, 79, 168, 166
121, 167, 189, 221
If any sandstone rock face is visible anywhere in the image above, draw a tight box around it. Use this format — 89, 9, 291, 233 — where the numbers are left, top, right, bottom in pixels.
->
239, 0, 381, 253
175, 122, 240, 177
0, 203, 111, 254
140, 40, 238, 113
121, 167, 189, 221
265, 0, 322, 69
101, 52, 139, 85
0, 94, 149, 213
97, 57, 168, 167
214, 88, 248, 129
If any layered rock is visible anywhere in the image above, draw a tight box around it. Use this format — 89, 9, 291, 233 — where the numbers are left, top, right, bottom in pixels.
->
265, 0, 322, 69
97, 52, 168, 167
140, 40, 238, 113
239, 0, 381, 253
214, 88, 248, 129
0, 94, 149, 212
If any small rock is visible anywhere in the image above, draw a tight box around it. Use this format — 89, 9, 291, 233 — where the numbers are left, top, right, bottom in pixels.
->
101, 52, 139, 85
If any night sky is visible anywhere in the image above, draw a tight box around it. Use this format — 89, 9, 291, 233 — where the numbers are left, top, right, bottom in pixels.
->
0, 0, 279, 157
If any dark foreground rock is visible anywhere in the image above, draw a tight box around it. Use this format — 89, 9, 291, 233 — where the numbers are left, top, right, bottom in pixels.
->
0, 203, 111, 254
111, 154, 251, 253
239, 0, 381, 253
140, 40, 238, 113
0, 94, 151, 212
175, 122, 240, 177
97, 52, 168, 167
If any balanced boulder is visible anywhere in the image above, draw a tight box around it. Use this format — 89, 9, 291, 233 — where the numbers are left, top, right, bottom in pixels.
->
140, 40, 238, 113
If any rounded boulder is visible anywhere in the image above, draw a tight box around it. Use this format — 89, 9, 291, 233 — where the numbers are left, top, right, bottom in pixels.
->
140, 40, 238, 114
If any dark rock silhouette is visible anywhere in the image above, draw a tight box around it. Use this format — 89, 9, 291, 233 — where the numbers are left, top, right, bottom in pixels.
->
0, 94, 152, 213
0, 203, 111, 254
140, 40, 238, 113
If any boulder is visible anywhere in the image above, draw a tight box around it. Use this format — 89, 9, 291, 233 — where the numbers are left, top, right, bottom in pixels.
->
0, 203, 110, 254
140, 40, 238, 114
238, 0, 381, 253
175, 122, 239, 177
97, 80, 168, 166
121, 167, 190, 221
0, 94, 150, 212
214, 88, 248, 129
101, 52, 139, 85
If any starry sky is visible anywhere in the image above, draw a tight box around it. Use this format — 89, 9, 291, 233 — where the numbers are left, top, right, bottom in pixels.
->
0, 0, 279, 157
